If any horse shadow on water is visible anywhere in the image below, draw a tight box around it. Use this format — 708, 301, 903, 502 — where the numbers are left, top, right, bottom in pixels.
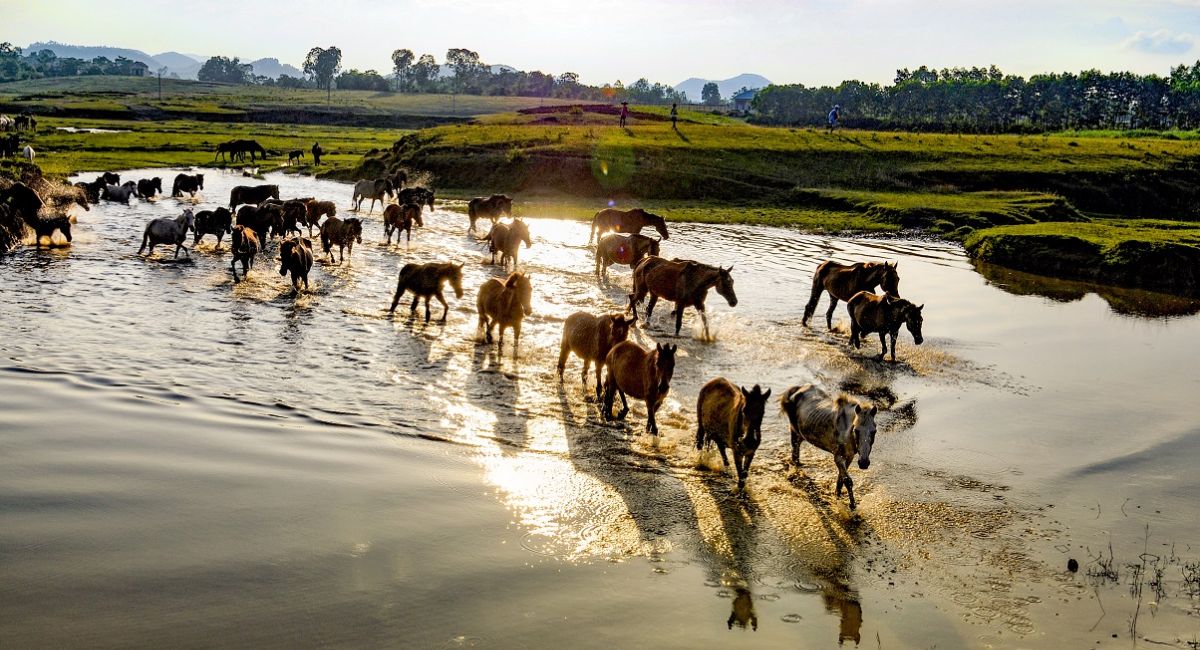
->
468, 343, 530, 450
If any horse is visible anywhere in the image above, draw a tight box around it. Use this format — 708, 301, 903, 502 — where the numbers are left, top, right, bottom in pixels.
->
274, 200, 307, 239
74, 177, 106, 203
802, 261, 900, 329
278, 237, 314, 292
388, 261, 465, 323
383, 202, 423, 244
22, 145, 34, 162
398, 187, 435, 212
54, 185, 90, 213
100, 172, 120, 185
215, 139, 267, 163
0, 134, 18, 157
588, 208, 669, 244
138, 209, 195, 258
171, 173, 204, 198
0, 182, 45, 221
696, 380, 770, 491
389, 170, 407, 190
847, 292, 924, 362
595, 233, 660, 279
236, 205, 282, 248
0, 115, 11, 131
288, 150, 304, 164
319, 216, 363, 263
780, 384, 877, 510
229, 225, 260, 282
302, 199, 336, 235
135, 177, 162, 199
482, 219, 531, 268
602, 341, 677, 435
557, 312, 637, 401
629, 256, 737, 339
102, 182, 138, 203
229, 184, 280, 210
28, 215, 72, 247
351, 178, 393, 213
476, 272, 533, 359
193, 208, 233, 248
15, 114, 37, 131
467, 194, 512, 232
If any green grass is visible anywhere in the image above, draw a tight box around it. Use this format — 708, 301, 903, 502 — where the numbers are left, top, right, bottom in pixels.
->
967, 219, 1200, 248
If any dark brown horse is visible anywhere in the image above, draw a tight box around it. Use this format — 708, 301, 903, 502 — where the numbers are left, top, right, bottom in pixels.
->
319, 216, 363, 263
468, 194, 512, 232
193, 207, 233, 247
594, 233, 660, 279
229, 225, 260, 282
588, 208, 669, 244
388, 261, 465, 323
602, 341, 677, 435
236, 205, 282, 249
629, 256, 737, 339
75, 177, 106, 203
171, 173, 204, 198
696, 380, 770, 491
383, 203, 424, 244
278, 237, 314, 292
482, 219, 531, 268
28, 215, 72, 246
135, 177, 162, 199
398, 187, 435, 212
847, 291, 924, 362
229, 184, 280, 210
802, 261, 900, 329
557, 311, 637, 400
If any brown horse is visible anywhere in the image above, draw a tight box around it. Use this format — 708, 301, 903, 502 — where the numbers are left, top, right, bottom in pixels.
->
383, 202, 424, 244
28, 215, 73, 247
468, 194, 512, 232
588, 208, 669, 244
319, 216, 363, 263
802, 261, 900, 329
482, 219, 531, 268
629, 256, 737, 339
557, 311, 637, 400
602, 341, 677, 435
229, 225, 260, 282
476, 272, 533, 359
278, 237, 314, 292
229, 184, 280, 211
696, 380, 771, 491
847, 291, 924, 362
303, 199, 336, 235
398, 187, 435, 212
388, 261, 465, 323
594, 233, 660, 279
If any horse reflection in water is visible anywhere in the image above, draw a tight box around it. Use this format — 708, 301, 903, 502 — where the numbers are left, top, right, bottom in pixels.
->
727, 587, 757, 631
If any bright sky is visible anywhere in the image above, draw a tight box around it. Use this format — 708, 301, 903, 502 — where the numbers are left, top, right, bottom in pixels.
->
5, 0, 1200, 86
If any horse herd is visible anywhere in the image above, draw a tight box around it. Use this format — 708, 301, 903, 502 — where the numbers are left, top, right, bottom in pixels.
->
1, 171, 929, 508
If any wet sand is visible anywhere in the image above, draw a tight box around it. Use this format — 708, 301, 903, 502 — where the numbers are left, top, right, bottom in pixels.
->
2, 168, 1198, 647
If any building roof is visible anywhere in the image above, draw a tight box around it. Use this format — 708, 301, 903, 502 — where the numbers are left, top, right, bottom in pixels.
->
732, 89, 759, 101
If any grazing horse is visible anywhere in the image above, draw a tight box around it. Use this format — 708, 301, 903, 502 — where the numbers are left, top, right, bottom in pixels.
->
28, 215, 73, 247
138, 209, 195, 258
602, 341, 677, 435
15, 114, 37, 131
1, 134, 20, 157
171, 173, 204, 198
558, 312, 637, 401
288, 150, 304, 164
102, 181, 138, 203
482, 218, 531, 268
319, 216, 363, 263
302, 199, 336, 235
351, 178, 393, 213
236, 205, 283, 248
136, 177, 162, 199
780, 384, 877, 510
467, 194, 512, 232
476, 272, 533, 359
588, 208, 669, 244
193, 208, 233, 248
802, 261, 900, 329
229, 225, 260, 282
388, 261, 465, 323
696, 380, 770, 491
215, 139, 267, 162
594, 233, 660, 279
383, 202, 424, 244
278, 237, 314, 292
847, 292, 925, 362
229, 184, 280, 210
22, 145, 34, 162
398, 187, 435, 212
629, 256, 737, 339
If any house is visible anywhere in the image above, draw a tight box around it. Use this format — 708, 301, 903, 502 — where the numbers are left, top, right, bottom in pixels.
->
732, 89, 758, 113
130, 61, 149, 77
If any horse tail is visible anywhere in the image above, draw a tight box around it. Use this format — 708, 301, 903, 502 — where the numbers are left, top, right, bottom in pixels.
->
138, 228, 150, 255
588, 213, 598, 245
694, 397, 706, 450
780, 385, 803, 421
801, 264, 828, 326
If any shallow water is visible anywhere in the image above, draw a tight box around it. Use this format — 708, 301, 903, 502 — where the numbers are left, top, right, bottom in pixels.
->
2, 168, 1199, 647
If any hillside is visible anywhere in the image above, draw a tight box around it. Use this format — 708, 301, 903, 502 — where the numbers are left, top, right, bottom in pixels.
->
674, 73, 771, 102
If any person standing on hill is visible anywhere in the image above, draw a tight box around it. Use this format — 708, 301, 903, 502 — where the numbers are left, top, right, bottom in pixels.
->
311, 142, 324, 165
670, 103, 678, 129
827, 104, 841, 133
620, 101, 629, 128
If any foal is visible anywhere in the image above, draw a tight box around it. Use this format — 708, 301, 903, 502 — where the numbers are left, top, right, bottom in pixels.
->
388, 261, 465, 323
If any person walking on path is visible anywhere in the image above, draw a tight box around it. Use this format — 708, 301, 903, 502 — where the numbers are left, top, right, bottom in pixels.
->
827, 104, 841, 133
670, 103, 678, 129
619, 101, 629, 128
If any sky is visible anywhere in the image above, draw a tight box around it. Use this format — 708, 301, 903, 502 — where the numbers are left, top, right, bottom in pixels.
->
4, 0, 1200, 87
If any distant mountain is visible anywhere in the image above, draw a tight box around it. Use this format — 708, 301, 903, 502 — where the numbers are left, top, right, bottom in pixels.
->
674, 73, 772, 103
27, 41, 159, 67
153, 51, 203, 70
249, 58, 303, 79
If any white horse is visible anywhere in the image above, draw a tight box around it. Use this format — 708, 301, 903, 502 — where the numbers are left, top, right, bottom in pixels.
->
22, 145, 34, 162
138, 209, 195, 258
780, 383, 877, 510
0, 115, 13, 131
350, 178, 392, 213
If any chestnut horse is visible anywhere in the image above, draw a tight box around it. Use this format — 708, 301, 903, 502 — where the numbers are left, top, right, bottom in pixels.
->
383, 202, 424, 244
629, 256, 737, 339
588, 208, 669, 244
602, 341, 677, 435
482, 219, 531, 268
802, 261, 899, 329
847, 291, 924, 362
594, 233, 660, 279
696, 380, 770, 491
476, 272, 533, 359
557, 311, 637, 400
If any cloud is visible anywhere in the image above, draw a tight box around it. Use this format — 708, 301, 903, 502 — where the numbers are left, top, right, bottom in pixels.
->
1122, 29, 1196, 54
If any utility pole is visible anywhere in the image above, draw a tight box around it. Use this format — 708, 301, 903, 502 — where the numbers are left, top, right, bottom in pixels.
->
157, 67, 167, 102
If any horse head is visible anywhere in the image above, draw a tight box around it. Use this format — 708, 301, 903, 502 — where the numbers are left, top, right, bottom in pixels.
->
880, 261, 900, 297
716, 265, 738, 307
348, 218, 364, 244
739, 384, 771, 450
514, 219, 531, 248
181, 209, 195, 232
608, 313, 637, 345
649, 236, 661, 257
449, 262, 465, 299
499, 195, 513, 216
835, 398, 878, 470
653, 343, 677, 394
646, 211, 669, 239
196, 174, 204, 189
902, 301, 924, 345
506, 272, 533, 316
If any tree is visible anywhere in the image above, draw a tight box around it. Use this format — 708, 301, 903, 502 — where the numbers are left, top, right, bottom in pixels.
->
304, 46, 343, 103
197, 56, 252, 84
446, 48, 482, 93
410, 54, 439, 92
391, 48, 414, 91
701, 82, 721, 106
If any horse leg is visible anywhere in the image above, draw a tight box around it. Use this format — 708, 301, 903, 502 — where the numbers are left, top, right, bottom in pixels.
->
594, 362, 605, 402
890, 331, 898, 362
674, 304, 685, 337
790, 425, 802, 464
698, 304, 711, 340
646, 294, 659, 321
511, 322, 521, 361
602, 374, 616, 421
647, 397, 658, 435
717, 441, 730, 468
878, 332, 888, 361
616, 389, 629, 421
230, 256, 240, 282
436, 292, 449, 323
849, 321, 861, 349
825, 297, 839, 329
424, 296, 432, 323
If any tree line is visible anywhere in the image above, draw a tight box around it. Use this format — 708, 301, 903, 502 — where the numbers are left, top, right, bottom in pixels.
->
0, 43, 153, 81
751, 64, 1200, 132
